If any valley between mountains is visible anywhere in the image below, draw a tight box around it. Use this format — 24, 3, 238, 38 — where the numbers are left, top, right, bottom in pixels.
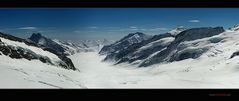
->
2, 26, 239, 88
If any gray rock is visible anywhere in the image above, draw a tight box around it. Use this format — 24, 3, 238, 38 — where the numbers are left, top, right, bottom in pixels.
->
230, 51, 239, 59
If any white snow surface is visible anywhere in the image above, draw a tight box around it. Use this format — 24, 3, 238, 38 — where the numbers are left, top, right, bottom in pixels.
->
0, 54, 84, 88
168, 26, 187, 36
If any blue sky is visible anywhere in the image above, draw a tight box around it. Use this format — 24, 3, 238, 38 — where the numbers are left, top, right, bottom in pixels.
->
1, 8, 239, 41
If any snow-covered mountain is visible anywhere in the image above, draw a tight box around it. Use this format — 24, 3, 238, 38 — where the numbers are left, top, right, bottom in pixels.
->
0, 32, 76, 70
229, 24, 239, 31
100, 27, 225, 67
74, 39, 114, 52
0, 32, 113, 88
28, 33, 66, 55
139, 27, 225, 67
53, 39, 83, 55
28, 33, 113, 56
99, 32, 151, 56
53, 39, 114, 55
113, 33, 175, 65
69, 26, 239, 88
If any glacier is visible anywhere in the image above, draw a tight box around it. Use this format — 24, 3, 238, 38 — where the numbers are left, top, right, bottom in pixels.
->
1, 26, 239, 88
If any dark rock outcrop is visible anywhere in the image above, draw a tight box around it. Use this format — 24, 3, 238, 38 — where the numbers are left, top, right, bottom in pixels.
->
173, 27, 224, 43
0, 44, 52, 64
230, 51, 239, 59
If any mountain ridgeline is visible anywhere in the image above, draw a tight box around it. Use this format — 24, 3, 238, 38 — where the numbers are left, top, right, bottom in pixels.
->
28, 33, 66, 55
99, 32, 151, 55
99, 27, 225, 67
0, 32, 76, 70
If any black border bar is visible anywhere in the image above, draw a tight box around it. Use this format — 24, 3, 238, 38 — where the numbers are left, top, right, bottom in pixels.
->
0, 89, 238, 98
0, 1, 239, 7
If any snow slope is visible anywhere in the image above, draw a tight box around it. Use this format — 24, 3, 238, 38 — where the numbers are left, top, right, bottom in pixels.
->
67, 29, 239, 88
53, 39, 114, 55
0, 54, 84, 88
136, 37, 175, 52
68, 51, 239, 88
0, 37, 61, 64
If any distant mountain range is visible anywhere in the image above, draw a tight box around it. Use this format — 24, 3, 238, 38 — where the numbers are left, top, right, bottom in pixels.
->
99, 26, 233, 67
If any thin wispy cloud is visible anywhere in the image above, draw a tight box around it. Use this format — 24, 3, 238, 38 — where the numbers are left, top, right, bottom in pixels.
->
74, 30, 96, 33
105, 27, 119, 29
108, 29, 126, 32
140, 29, 147, 31
188, 20, 200, 23
130, 26, 137, 29
88, 26, 98, 29
18, 27, 37, 30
